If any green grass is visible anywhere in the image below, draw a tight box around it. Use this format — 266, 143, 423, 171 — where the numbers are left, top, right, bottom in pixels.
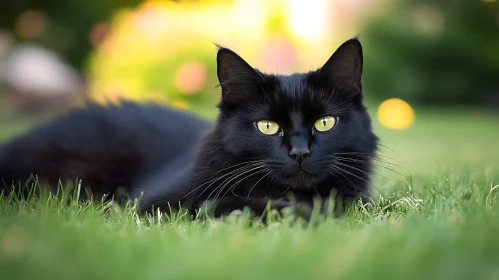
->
1, 108, 498, 280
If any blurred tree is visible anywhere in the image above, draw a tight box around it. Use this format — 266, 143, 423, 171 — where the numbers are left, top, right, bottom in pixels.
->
0, 0, 141, 71
361, 0, 499, 106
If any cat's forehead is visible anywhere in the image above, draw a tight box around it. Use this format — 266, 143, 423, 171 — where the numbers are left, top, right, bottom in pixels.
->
270, 72, 331, 106
274, 74, 307, 99
262, 73, 329, 124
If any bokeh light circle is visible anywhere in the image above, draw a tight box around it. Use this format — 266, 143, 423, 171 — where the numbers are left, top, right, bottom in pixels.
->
377, 98, 415, 129
15, 10, 47, 39
174, 61, 207, 94
89, 22, 112, 47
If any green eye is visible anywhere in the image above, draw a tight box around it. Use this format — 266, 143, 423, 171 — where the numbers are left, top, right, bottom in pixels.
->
256, 120, 280, 135
314, 116, 336, 132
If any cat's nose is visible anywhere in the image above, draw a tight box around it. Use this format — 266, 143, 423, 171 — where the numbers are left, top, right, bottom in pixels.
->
289, 147, 310, 162
288, 135, 310, 162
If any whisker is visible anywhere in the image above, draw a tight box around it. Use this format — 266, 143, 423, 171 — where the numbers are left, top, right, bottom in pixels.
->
184, 164, 259, 199
246, 169, 273, 199
216, 168, 270, 201
371, 140, 412, 167
333, 152, 408, 166
325, 167, 358, 192
206, 165, 266, 201
323, 167, 341, 183
311, 184, 320, 196
269, 171, 281, 184
371, 158, 413, 173
206, 166, 264, 201
330, 165, 370, 184
335, 156, 411, 178
182, 161, 264, 199
330, 163, 382, 194
201, 160, 265, 175
334, 161, 378, 180
280, 184, 292, 194
334, 155, 412, 173
224, 168, 273, 199
334, 159, 393, 182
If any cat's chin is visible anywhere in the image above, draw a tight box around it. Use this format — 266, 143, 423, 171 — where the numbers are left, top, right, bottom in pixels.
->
274, 169, 327, 190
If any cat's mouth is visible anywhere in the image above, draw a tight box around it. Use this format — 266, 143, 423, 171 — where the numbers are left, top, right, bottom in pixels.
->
265, 160, 327, 188
274, 162, 326, 188
289, 162, 317, 176
269, 157, 316, 175
276, 170, 322, 190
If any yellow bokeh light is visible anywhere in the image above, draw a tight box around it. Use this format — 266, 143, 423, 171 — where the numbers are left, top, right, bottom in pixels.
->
288, 0, 329, 41
377, 98, 415, 130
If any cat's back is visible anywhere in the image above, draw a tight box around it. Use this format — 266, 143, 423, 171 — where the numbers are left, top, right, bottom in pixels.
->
0, 102, 211, 193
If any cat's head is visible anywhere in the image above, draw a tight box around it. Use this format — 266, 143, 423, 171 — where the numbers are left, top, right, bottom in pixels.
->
214, 38, 378, 190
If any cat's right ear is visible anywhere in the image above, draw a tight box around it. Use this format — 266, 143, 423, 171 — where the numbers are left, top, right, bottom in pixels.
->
317, 38, 363, 100
216, 46, 263, 102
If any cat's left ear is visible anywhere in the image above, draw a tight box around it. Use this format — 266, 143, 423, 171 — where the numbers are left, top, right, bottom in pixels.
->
318, 38, 363, 99
216, 46, 264, 103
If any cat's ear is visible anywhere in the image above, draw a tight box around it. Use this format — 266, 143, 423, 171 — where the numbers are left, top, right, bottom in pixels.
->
216, 46, 263, 102
318, 38, 363, 98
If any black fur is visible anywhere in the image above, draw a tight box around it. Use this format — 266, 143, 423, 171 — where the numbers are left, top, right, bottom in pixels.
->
0, 38, 378, 218
0, 103, 211, 198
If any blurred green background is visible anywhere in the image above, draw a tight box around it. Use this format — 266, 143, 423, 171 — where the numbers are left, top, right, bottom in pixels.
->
0, 0, 497, 169
0, 0, 497, 116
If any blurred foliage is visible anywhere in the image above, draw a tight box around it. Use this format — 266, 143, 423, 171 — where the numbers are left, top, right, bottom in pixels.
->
361, 0, 499, 106
87, 1, 235, 119
0, 0, 141, 69
90, 44, 219, 119
87, 0, 334, 119
4, 0, 496, 111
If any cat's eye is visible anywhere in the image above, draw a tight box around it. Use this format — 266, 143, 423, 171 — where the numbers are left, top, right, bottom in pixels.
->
314, 116, 337, 132
256, 120, 280, 135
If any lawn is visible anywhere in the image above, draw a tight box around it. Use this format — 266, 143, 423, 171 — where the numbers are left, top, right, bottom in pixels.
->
0, 107, 498, 280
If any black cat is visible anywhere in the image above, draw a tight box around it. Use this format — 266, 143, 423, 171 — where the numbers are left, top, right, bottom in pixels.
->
0, 38, 378, 218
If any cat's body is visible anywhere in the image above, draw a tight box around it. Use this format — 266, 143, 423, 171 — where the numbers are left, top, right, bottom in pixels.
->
0, 38, 378, 217
0, 103, 211, 199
